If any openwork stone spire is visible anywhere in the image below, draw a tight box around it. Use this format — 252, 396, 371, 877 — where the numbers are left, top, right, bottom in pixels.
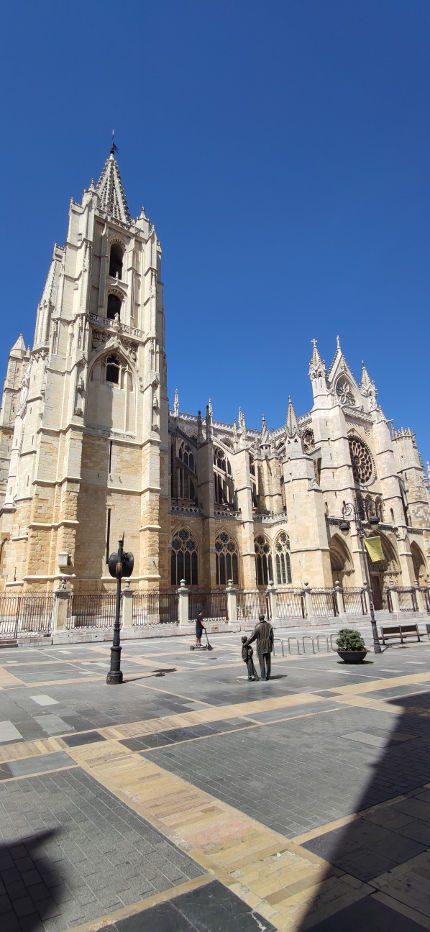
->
286, 395, 299, 438
96, 152, 131, 222
360, 362, 372, 391
309, 338, 326, 379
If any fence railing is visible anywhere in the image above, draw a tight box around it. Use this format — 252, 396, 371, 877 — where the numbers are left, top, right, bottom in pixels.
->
397, 587, 418, 612
237, 590, 270, 620
310, 589, 338, 617
189, 590, 227, 621
277, 589, 305, 619
342, 588, 368, 615
0, 594, 53, 638
68, 592, 116, 628
133, 591, 178, 625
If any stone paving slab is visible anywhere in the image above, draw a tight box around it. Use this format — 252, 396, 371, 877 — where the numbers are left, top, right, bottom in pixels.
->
106, 880, 277, 931
0, 768, 204, 929
1, 637, 430, 929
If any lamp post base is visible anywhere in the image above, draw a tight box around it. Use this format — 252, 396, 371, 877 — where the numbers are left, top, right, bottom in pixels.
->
106, 670, 123, 684
106, 645, 123, 684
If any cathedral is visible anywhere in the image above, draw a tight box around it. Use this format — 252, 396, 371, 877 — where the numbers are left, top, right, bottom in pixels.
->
0, 149, 429, 609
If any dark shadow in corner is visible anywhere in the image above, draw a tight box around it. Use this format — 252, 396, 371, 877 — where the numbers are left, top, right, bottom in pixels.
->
297, 687, 430, 930
1, 829, 64, 929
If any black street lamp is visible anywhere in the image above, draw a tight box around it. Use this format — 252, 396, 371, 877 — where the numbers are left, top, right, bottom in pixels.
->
106, 535, 134, 684
341, 502, 382, 654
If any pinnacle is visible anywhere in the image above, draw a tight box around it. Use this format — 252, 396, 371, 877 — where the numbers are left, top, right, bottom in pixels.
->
309, 338, 325, 375
96, 151, 131, 223
10, 334, 26, 354
286, 396, 299, 437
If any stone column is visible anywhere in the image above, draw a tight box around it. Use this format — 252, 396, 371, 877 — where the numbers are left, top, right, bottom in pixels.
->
267, 581, 278, 623
226, 580, 237, 622
334, 581, 345, 617
121, 584, 133, 628
303, 583, 312, 620
177, 579, 189, 626
387, 586, 400, 614
52, 583, 70, 633
415, 587, 427, 614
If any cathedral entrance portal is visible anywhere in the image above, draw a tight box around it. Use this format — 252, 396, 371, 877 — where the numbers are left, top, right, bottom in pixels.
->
329, 534, 353, 587
370, 572, 383, 610
365, 531, 400, 611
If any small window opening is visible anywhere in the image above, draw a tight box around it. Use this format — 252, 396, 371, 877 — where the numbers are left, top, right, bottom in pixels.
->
106, 355, 120, 384
107, 294, 121, 320
109, 244, 123, 279
106, 508, 112, 564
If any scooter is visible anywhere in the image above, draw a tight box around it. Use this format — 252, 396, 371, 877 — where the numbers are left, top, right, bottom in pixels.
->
190, 630, 214, 651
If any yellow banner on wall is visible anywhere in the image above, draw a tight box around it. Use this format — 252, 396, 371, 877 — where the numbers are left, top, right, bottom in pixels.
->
364, 536, 384, 563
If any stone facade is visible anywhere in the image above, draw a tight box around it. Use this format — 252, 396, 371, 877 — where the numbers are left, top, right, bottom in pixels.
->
0, 152, 429, 605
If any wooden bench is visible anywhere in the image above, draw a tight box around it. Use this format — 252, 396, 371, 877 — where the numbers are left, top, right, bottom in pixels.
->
380, 623, 421, 645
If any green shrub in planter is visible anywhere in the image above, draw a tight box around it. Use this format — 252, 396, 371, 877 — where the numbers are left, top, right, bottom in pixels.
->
336, 628, 366, 651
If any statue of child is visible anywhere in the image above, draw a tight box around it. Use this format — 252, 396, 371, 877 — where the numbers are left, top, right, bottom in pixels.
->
241, 636, 259, 681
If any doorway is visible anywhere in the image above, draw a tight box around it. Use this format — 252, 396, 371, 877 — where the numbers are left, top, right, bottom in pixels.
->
370, 573, 383, 610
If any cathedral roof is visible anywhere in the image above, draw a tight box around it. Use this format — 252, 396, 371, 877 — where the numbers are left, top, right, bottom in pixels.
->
96, 152, 131, 223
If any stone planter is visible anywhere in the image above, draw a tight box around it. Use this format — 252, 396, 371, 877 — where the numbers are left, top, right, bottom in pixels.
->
337, 649, 367, 664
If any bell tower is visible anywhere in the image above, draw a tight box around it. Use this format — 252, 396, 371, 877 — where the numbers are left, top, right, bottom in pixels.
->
0, 145, 169, 591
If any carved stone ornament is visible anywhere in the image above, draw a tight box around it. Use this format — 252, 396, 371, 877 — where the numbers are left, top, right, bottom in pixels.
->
336, 379, 355, 407
302, 428, 315, 454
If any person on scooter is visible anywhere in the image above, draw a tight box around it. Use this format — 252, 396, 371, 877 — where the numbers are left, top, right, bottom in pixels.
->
195, 611, 205, 648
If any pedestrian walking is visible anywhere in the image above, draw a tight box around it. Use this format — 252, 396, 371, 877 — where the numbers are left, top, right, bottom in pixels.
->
245, 613, 274, 680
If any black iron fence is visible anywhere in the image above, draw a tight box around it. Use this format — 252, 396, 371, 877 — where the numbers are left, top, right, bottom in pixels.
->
342, 587, 368, 615
310, 589, 338, 617
68, 592, 116, 628
188, 590, 227, 621
133, 591, 178, 625
277, 589, 305, 619
397, 587, 418, 612
0, 594, 53, 638
237, 590, 270, 621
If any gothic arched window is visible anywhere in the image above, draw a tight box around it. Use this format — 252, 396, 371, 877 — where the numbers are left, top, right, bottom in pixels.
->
255, 535, 273, 586
109, 243, 124, 279
179, 442, 195, 472
250, 454, 258, 508
106, 354, 120, 385
213, 447, 235, 508
275, 532, 292, 585
215, 532, 239, 585
107, 293, 122, 320
170, 529, 198, 586
172, 441, 197, 502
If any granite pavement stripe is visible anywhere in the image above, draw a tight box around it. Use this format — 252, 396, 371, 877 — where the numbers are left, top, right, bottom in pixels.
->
64, 738, 374, 931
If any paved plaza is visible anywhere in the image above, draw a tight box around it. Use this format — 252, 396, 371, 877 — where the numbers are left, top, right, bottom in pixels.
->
0, 629, 429, 930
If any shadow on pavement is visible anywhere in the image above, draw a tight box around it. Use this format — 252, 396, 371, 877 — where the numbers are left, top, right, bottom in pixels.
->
297, 687, 430, 930
1, 828, 64, 930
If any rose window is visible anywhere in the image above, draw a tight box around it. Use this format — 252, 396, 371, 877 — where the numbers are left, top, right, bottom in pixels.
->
336, 379, 355, 406
349, 438, 374, 484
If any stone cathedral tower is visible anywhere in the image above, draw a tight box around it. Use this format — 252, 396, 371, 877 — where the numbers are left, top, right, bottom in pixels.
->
0, 150, 429, 602
0, 147, 169, 591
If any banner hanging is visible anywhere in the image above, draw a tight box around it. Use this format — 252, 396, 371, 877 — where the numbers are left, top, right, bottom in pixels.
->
364, 536, 384, 563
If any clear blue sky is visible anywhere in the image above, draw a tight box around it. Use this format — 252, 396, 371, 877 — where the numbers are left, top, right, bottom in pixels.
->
1, 1, 429, 462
